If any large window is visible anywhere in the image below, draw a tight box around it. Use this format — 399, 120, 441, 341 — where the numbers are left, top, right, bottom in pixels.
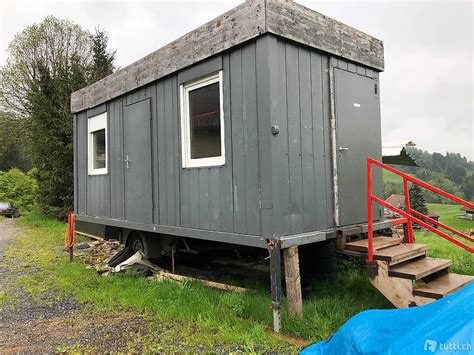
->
88, 112, 108, 175
180, 71, 225, 168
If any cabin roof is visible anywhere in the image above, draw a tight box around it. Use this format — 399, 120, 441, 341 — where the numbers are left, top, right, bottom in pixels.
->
71, 0, 384, 113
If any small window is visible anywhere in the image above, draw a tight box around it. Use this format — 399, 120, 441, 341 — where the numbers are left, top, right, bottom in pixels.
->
180, 71, 225, 168
88, 112, 108, 175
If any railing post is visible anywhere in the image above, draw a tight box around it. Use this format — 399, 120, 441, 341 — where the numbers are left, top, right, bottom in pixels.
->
367, 159, 373, 261
403, 177, 415, 243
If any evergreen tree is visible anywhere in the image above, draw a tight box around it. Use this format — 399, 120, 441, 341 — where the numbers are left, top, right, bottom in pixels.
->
89, 29, 116, 83
409, 184, 428, 215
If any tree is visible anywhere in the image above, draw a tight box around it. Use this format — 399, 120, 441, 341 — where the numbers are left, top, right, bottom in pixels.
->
89, 29, 116, 83
461, 174, 474, 201
0, 16, 116, 218
0, 168, 38, 211
0, 112, 32, 171
409, 184, 428, 215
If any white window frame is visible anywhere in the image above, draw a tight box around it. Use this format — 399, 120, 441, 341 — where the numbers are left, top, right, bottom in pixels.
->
180, 71, 225, 168
87, 112, 108, 175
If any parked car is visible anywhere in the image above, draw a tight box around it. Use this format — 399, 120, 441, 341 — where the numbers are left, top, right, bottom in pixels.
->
0, 202, 20, 218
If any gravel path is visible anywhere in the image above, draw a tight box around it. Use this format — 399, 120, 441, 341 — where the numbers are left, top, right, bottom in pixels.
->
0, 218, 243, 353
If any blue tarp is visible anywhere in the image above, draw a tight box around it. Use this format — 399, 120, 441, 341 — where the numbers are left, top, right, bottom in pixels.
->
301, 282, 474, 355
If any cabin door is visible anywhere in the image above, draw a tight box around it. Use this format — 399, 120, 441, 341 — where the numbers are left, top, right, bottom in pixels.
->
334, 69, 383, 226
123, 99, 153, 224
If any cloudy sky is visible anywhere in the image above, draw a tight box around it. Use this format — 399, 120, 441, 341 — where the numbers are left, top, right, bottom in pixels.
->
1, 0, 472, 160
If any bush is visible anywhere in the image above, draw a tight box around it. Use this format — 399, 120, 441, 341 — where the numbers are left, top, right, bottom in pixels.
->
0, 168, 38, 211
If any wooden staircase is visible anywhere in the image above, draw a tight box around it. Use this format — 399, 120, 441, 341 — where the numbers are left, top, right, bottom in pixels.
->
345, 236, 473, 308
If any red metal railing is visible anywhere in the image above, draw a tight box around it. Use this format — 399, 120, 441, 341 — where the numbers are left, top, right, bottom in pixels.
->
367, 157, 474, 261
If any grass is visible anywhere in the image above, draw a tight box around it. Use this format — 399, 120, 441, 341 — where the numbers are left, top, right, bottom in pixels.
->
383, 169, 405, 184
4, 205, 472, 350
3, 212, 391, 350
415, 203, 473, 275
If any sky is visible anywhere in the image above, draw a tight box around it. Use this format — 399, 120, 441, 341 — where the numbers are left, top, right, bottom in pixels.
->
1, 0, 472, 160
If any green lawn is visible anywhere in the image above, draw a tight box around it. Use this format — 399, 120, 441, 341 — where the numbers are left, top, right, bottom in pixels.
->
415, 203, 473, 275
383, 169, 405, 184
3, 205, 472, 350
4, 212, 390, 350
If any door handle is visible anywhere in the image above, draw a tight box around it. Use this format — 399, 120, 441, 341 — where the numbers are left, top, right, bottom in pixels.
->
338, 147, 349, 152
125, 155, 131, 169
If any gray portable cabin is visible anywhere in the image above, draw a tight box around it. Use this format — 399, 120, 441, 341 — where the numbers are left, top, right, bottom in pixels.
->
72, 0, 387, 328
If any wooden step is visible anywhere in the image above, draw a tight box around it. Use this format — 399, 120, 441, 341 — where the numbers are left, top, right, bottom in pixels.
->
373, 244, 428, 265
413, 273, 474, 299
345, 236, 402, 253
389, 257, 452, 280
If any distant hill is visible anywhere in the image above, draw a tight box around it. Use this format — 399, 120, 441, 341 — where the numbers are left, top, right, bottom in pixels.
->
383, 148, 474, 203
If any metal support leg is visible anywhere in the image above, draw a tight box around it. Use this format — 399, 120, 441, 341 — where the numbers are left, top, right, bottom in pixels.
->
269, 239, 282, 333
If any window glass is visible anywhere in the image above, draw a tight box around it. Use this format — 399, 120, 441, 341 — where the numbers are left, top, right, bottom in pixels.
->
92, 129, 106, 169
188, 82, 221, 159
0, 202, 9, 208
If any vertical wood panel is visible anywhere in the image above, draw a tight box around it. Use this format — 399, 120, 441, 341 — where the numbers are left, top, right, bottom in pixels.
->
180, 171, 190, 227
220, 54, 234, 233
256, 36, 274, 238
189, 169, 200, 228
286, 43, 304, 233
198, 169, 210, 229
321, 55, 333, 228
272, 39, 291, 235
157, 82, 167, 224
230, 49, 246, 233
209, 169, 221, 230
241, 43, 261, 235
310, 52, 329, 229
152, 84, 160, 224
298, 47, 317, 231
164, 78, 177, 226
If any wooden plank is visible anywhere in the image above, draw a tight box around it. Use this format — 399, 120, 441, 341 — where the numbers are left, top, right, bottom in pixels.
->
283, 246, 303, 318
373, 244, 428, 263
256, 36, 274, 238
310, 52, 327, 230
286, 43, 304, 234
369, 260, 433, 308
189, 169, 200, 228
156, 81, 167, 225
413, 274, 474, 299
271, 38, 291, 236
209, 169, 221, 231
164, 78, 176, 226
266, 0, 384, 72
72, 0, 265, 113
298, 47, 317, 232
230, 49, 246, 234
345, 236, 402, 252
198, 169, 210, 230
241, 43, 261, 236
220, 54, 234, 233
320, 55, 333, 229
71, 0, 383, 114
389, 257, 452, 280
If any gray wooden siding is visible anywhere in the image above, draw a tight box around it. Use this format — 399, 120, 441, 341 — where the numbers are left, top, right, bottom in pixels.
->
76, 38, 268, 237
75, 108, 110, 218
74, 35, 378, 239
269, 37, 333, 235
